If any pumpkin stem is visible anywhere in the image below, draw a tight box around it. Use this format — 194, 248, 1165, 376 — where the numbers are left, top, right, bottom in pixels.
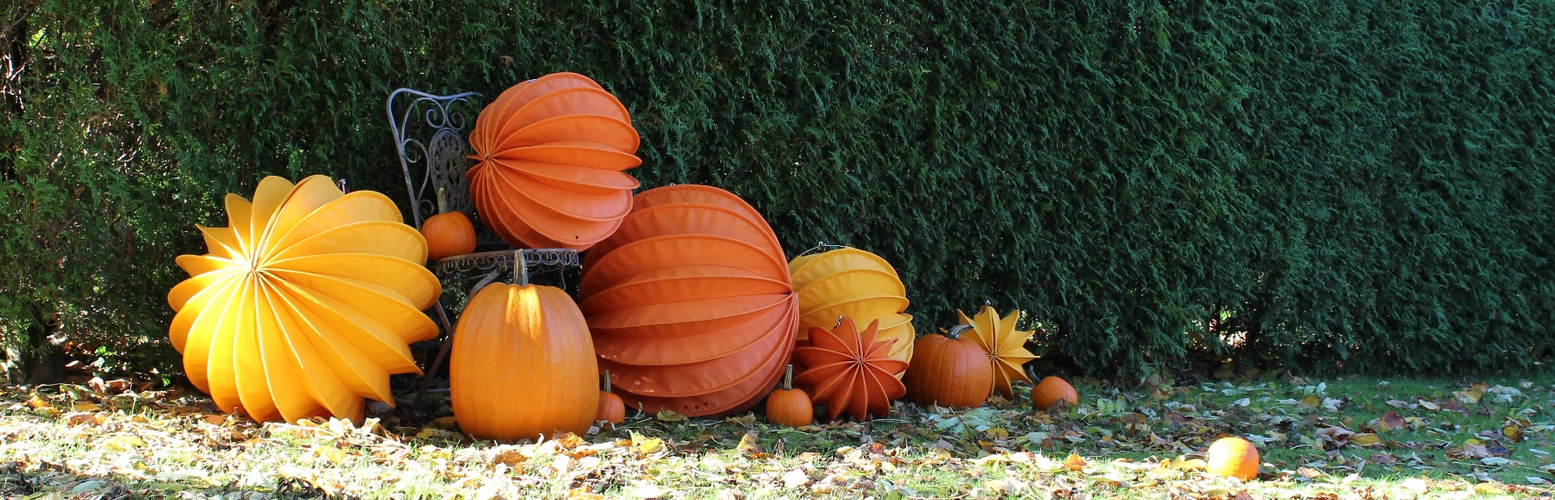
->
782, 365, 794, 391
435, 187, 449, 214
602, 370, 613, 393
512, 250, 529, 285
946, 323, 974, 340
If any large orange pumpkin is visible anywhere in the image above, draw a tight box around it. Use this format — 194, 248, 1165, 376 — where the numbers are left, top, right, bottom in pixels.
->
450, 275, 599, 442
580, 185, 797, 417
467, 72, 640, 250
792, 317, 907, 421
788, 247, 914, 377
167, 175, 439, 423
903, 325, 994, 409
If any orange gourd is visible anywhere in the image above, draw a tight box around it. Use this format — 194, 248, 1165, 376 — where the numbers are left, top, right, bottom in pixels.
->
903, 324, 995, 409
596, 369, 626, 425
580, 185, 797, 417
422, 188, 477, 261
765, 365, 813, 427
450, 260, 599, 442
1031, 376, 1078, 411
792, 317, 907, 421
1205, 437, 1260, 480
467, 72, 641, 250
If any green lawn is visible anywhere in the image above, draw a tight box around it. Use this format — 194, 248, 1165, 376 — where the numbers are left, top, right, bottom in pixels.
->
2, 374, 1552, 498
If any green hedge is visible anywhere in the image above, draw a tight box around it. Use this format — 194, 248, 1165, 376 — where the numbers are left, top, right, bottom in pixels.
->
4, 0, 1551, 380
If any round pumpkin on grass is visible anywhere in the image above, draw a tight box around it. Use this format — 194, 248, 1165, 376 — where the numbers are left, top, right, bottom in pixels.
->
450, 253, 599, 442
596, 370, 626, 425
1205, 436, 1260, 480
1031, 376, 1078, 411
765, 365, 813, 427
903, 324, 994, 409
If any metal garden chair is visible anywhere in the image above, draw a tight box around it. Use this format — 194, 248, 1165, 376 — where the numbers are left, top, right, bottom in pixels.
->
386, 88, 582, 408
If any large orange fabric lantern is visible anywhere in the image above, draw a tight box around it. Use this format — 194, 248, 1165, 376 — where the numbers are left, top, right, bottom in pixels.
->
788, 247, 914, 374
167, 175, 440, 423
580, 185, 797, 417
468, 72, 641, 250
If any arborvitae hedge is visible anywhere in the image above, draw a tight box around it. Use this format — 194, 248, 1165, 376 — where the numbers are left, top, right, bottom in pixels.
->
3, 0, 1550, 380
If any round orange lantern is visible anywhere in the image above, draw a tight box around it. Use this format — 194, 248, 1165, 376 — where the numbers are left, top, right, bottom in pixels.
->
467, 72, 641, 250
580, 185, 797, 417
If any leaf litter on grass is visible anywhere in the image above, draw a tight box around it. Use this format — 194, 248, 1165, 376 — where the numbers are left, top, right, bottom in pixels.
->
3, 376, 1555, 498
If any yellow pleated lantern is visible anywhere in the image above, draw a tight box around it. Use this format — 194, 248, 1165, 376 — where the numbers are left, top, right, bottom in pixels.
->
789, 247, 914, 374
579, 185, 798, 417
167, 175, 440, 423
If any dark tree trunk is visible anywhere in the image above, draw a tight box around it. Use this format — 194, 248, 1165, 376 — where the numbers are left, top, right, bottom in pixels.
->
4, 304, 65, 385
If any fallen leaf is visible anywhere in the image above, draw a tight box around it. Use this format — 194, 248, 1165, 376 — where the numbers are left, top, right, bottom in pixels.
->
782, 469, 809, 489
735, 431, 761, 456
1504, 424, 1524, 442
1377, 411, 1406, 432
1063, 453, 1088, 472
623, 481, 665, 499
655, 409, 687, 422
1398, 477, 1429, 493
26, 394, 50, 409
1420, 400, 1441, 411
1455, 390, 1483, 404
71, 401, 101, 412
632, 433, 664, 456
1350, 433, 1382, 447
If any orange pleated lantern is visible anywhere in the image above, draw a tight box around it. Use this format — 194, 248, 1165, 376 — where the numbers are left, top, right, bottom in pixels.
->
789, 247, 914, 375
467, 72, 641, 250
580, 185, 798, 417
792, 317, 907, 421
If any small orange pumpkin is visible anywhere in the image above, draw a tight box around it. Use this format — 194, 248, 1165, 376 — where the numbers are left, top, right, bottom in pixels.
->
422, 188, 476, 260
596, 370, 626, 425
1205, 436, 1260, 480
903, 324, 994, 409
765, 365, 812, 427
450, 255, 598, 442
1031, 376, 1078, 411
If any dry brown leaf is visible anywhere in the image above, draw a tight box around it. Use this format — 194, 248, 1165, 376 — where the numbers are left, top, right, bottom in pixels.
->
1063, 453, 1087, 472
26, 394, 50, 409
1378, 410, 1406, 432
736, 431, 762, 456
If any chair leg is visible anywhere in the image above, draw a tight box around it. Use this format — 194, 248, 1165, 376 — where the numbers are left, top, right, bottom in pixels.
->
410, 300, 458, 411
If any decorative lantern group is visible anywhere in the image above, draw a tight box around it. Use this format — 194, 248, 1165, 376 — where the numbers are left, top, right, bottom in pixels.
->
467, 72, 641, 250
579, 185, 798, 417
167, 175, 440, 423
788, 247, 914, 373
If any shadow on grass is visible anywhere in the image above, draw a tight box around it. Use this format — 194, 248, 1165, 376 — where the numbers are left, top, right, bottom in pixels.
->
0, 460, 346, 499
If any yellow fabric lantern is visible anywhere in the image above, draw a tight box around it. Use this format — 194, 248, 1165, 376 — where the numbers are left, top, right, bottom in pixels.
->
167, 175, 440, 423
788, 247, 915, 372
